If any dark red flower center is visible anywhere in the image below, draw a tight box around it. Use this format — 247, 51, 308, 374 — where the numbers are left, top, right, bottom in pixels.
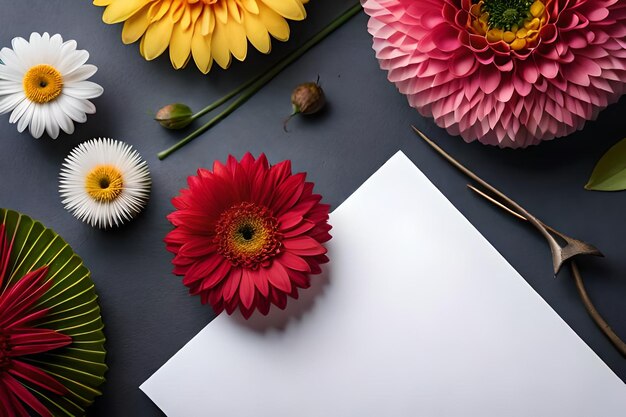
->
0, 332, 11, 371
215, 202, 281, 269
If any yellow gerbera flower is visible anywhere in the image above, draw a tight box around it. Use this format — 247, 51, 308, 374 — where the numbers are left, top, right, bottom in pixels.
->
93, 0, 310, 73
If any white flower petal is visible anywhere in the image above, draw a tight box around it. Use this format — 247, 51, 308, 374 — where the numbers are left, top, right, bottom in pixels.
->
0, 80, 24, 95
29, 104, 45, 138
0, 46, 27, 72
57, 94, 88, 122
50, 100, 74, 135
9, 97, 32, 124
0, 63, 23, 82
63, 64, 98, 83
58, 49, 89, 74
43, 103, 60, 139
17, 103, 34, 132
12, 36, 35, 68
60, 39, 78, 56
59, 138, 152, 229
0, 93, 25, 114
63, 81, 104, 100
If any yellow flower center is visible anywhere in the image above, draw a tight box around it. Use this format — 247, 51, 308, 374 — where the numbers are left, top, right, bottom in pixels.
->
22, 64, 63, 104
469, 0, 547, 51
215, 202, 281, 268
85, 165, 124, 203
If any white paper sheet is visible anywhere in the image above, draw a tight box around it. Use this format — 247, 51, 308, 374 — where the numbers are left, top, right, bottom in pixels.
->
141, 151, 626, 417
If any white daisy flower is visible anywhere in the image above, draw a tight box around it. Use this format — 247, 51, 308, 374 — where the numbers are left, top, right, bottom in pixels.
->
0, 32, 103, 139
59, 138, 151, 229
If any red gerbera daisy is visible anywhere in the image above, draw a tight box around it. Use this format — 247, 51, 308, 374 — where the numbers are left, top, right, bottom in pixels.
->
165, 153, 332, 319
0, 223, 72, 417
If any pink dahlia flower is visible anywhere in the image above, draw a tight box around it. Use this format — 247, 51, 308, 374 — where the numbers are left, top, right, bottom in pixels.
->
165, 153, 332, 319
362, 0, 626, 147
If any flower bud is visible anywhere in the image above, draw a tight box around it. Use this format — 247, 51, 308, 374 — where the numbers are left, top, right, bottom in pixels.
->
155, 103, 194, 130
291, 82, 325, 115
284, 80, 326, 131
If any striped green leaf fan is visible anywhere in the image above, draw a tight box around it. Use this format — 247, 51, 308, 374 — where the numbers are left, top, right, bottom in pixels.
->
0, 208, 106, 416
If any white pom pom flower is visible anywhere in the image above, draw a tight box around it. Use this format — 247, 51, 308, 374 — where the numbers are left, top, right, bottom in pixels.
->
0, 32, 103, 139
59, 138, 151, 229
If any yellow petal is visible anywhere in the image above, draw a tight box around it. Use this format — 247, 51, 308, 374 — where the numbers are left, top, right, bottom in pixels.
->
227, 18, 248, 61
211, 19, 232, 69
171, 2, 185, 22
93, 0, 114, 6
260, 0, 305, 21
214, 1, 228, 25
244, 10, 270, 54
258, 3, 289, 41
200, 6, 213, 36
228, 0, 243, 23
122, 5, 151, 44
170, 20, 193, 69
149, 0, 171, 22
142, 15, 174, 60
191, 23, 212, 73
242, 0, 259, 14
102, 0, 148, 24
139, 35, 146, 56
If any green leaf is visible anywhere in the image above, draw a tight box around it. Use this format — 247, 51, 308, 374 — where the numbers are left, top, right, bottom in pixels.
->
1, 208, 107, 416
585, 138, 626, 191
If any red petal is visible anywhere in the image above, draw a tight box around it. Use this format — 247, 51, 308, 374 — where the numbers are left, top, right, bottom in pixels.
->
9, 360, 67, 396
269, 287, 288, 309
224, 296, 239, 315
167, 210, 212, 230
2, 373, 52, 417
7, 308, 49, 328
178, 238, 216, 258
252, 268, 270, 297
256, 295, 271, 315
183, 255, 225, 285
222, 268, 242, 302
278, 252, 311, 272
283, 220, 315, 238
283, 236, 327, 256
239, 269, 256, 310
269, 160, 292, 188
0, 379, 30, 417
239, 152, 255, 174
278, 215, 303, 231
288, 271, 311, 289
8, 328, 71, 356
285, 196, 321, 219
0, 266, 50, 328
232, 162, 251, 201
208, 280, 226, 307
267, 262, 292, 293
212, 159, 230, 180
199, 259, 232, 291
272, 173, 306, 215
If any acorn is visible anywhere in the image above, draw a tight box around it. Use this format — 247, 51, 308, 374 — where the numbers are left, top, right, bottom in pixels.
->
284, 79, 326, 131
155, 103, 194, 130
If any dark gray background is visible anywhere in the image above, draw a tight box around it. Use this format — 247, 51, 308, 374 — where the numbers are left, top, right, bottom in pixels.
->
0, 1, 625, 415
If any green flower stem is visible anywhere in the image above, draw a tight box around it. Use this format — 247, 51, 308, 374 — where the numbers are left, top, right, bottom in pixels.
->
190, 76, 261, 121
158, 2, 363, 160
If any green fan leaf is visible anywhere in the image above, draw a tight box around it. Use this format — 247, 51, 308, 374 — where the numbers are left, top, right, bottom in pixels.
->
1, 208, 107, 416
585, 138, 626, 191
